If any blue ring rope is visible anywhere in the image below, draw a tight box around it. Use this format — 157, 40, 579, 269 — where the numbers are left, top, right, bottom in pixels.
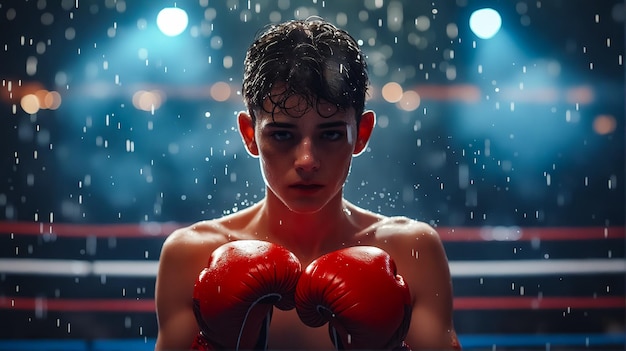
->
0, 334, 624, 351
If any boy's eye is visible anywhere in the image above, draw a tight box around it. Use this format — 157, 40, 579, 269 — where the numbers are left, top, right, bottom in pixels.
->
271, 131, 292, 141
322, 130, 344, 141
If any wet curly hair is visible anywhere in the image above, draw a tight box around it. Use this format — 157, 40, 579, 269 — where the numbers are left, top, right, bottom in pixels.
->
242, 18, 369, 124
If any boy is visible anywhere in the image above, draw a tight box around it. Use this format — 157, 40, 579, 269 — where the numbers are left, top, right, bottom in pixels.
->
155, 19, 460, 350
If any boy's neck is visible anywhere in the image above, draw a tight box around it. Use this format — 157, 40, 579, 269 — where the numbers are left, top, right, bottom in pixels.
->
258, 190, 354, 260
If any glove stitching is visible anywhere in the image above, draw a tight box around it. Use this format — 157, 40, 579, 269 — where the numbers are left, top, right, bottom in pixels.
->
237, 292, 281, 350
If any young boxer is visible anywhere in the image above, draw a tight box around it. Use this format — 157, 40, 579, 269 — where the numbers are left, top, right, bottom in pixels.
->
155, 19, 461, 351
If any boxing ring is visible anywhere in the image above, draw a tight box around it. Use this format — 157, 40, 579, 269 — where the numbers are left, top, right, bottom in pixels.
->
0, 222, 623, 350
0, 0, 622, 349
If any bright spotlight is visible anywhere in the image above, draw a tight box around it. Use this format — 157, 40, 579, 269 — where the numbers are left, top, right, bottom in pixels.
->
156, 7, 189, 37
469, 8, 502, 39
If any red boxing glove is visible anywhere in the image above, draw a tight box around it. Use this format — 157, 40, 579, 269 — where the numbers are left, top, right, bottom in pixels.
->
295, 246, 412, 350
192, 240, 302, 350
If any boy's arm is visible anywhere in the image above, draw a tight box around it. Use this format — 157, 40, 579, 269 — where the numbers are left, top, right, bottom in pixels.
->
394, 223, 461, 350
154, 230, 208, 351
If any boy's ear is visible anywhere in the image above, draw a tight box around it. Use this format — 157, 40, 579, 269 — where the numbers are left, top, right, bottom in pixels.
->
238, 111, 259, 157
353, 110, 376, 156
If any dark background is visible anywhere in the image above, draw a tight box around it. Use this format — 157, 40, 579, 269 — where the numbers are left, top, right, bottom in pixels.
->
0, 0, 624, 350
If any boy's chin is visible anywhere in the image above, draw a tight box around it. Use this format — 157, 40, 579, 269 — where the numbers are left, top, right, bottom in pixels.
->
286, 204, 325, 215
283, 199, 330, 215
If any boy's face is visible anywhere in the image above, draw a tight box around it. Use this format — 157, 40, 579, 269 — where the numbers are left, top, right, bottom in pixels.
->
239, 93, 374, 214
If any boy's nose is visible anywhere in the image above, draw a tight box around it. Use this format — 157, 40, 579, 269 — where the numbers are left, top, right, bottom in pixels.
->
294, 138, 320, 172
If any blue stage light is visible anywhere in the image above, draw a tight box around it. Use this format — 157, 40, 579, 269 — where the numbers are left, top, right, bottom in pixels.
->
156, 7, 188, 37
469, 8, 502, 39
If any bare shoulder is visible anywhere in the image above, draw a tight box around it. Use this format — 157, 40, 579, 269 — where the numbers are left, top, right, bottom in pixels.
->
364, 216, 451, 297
158, 219, 248, 282
160, 201, 264, 268
163, 220, 229, 249
156, 219, 237, 308
370, 215, 442, 245
155, 220, 233, 350
352, 213, 459, 349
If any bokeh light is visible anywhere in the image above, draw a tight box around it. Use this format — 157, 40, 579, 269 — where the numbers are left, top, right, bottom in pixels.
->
381, 82, 403, 103
397, 90, 421, 111
210, 81, 232, 102
156, 7, 189, 37
19, 89, 62, 114
0, 1, 624, 349
593, 114, 617, 135
20, 94, 40, 114
132, 90, 165, 112
469, 8, 502, 39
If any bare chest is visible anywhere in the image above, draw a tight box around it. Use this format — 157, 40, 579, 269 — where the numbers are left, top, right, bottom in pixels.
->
267, 308, 335, 350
